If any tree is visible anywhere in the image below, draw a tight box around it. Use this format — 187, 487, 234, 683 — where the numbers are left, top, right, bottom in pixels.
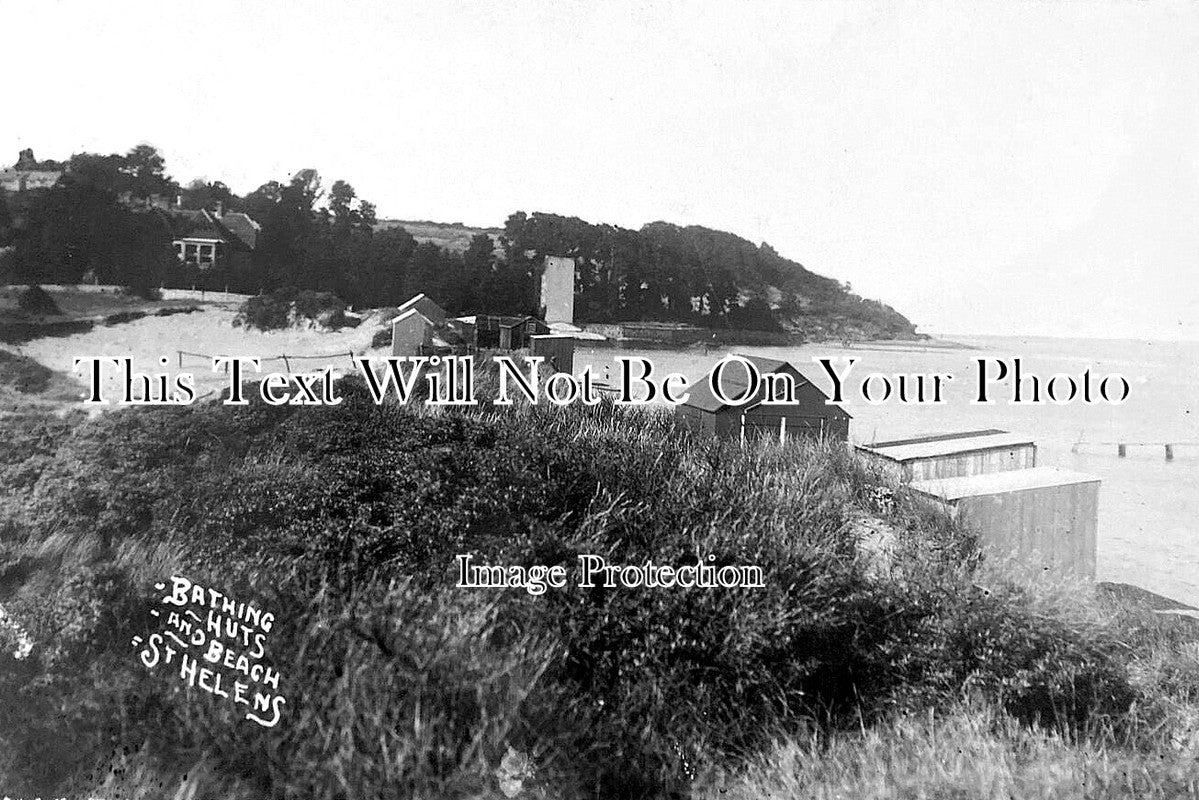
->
328, 180, 355, 223
121, 144, 176, 199
0, 188, 12, 247
180, 179, 239, 212
462, 233, 495, 309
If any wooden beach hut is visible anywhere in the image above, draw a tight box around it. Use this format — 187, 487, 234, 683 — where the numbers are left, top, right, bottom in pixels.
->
456, 315, 550, 350
909, 467, 1100, 578
529, 334, 575, 375
390, 309, 435, 356
675, 355, 851, 442
394, 293, 447, 326
857, 430, 1036, 483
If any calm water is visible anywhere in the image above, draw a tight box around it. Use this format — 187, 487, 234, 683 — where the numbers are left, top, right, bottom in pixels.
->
577, 335, 1199, 606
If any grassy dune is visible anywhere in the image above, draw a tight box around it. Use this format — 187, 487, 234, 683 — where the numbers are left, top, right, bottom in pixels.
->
0, 373, 1196, 798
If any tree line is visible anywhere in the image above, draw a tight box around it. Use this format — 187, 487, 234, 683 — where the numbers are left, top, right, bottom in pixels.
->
0, 147, 534, 314
0, 145, 915, 335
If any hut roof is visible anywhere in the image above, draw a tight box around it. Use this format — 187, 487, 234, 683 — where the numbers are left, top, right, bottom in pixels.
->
858, 432, 1035, 463
499, 316, 546, 330
387, 308, 432, 326
683, 354, 848, 416
868, 429, 1007, 449
910, 466, 1100, 501
395, 293, 447, 325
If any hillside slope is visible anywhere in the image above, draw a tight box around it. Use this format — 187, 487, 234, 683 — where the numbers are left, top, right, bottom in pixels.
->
380, 212, 919, 339
374, 219, 502, 253
0, 385, 1194, 797
510, 212, 919, 339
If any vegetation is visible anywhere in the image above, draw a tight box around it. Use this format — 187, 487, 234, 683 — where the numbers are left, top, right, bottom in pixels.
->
0, 146, 916, 338
16, 284, 61, 316
0, 377, 1195, 798
702, 700, 1199, 799
233, 287, 352, 332
0, 349, 55, 393
504, 212, 915, 338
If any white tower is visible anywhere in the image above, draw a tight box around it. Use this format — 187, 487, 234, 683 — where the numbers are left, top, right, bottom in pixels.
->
539, 255, 575, 324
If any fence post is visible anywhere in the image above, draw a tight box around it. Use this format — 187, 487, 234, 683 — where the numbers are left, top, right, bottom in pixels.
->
283, 355, 290, 372
177, 350, 182, 369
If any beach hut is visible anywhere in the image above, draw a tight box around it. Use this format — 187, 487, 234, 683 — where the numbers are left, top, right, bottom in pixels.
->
530, 334, 575, 375
457, 315, 550, 350
395, 293, 447, 326
909, 467, 1100, 578
500, 317, 550, 350
390, 309, 435, 356
857, 430, 1036, 483
675, 355, 851, 442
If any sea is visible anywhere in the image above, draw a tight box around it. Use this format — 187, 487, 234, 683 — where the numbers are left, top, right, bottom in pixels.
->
576, 335, 1199, 607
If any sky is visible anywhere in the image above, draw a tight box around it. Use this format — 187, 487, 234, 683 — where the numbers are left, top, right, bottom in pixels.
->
3, 0, 1197, 340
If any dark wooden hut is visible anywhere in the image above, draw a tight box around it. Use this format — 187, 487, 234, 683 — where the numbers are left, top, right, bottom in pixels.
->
675, 355, 851, 442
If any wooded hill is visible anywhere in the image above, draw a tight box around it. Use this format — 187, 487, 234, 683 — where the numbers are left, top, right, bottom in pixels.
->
498, 211, 918, 339
0, 144, 917, 339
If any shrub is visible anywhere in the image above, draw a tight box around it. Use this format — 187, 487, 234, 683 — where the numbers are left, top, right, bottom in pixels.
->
0, 350, 54, 394
234, 288, 294, 330
121, 284, 163, 301
104, 310, 148, 326
16, 285, 60, 315
292, 290, 345, 324
0, 384, 1171, 798
235, 288, 348, 331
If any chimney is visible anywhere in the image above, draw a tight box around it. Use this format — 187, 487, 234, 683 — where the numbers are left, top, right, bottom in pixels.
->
214, 201, 223, 218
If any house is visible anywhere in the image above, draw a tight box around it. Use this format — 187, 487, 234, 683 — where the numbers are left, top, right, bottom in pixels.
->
454, 315, 549, 351
910, 467, 1100, 578
675, 354, 851, 442
165, 203, 259, 269
856, 430, 1037, 483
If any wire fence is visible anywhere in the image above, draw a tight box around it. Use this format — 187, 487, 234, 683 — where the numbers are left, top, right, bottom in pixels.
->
177, 349, 358, 373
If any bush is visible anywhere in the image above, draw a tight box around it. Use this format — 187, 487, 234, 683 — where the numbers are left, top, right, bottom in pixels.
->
292, 290, 345, 323
235, 288, 348, 331
104, 310, 148, 326
0, 386, 1173, 798
16, 285, 60, 315
121, 284, 162, 301
0, 350, 54, 394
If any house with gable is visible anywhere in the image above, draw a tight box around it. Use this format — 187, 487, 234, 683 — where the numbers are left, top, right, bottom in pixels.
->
165, 202, 260, 270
